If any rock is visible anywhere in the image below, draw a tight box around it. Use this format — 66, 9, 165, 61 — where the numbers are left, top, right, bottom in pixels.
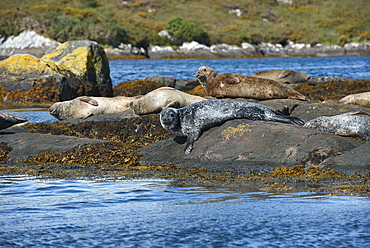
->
0, 132, 110, 162
0, 40, 113, 105
257, 100, 370, 121
290, 102, 370, 121
140, 119, 362, 170
0, 30, 61, 59
319, 143, 370, 173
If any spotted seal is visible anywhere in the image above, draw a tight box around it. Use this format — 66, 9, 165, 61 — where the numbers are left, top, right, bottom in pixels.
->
0, 113, 28, 130
304, 111, 370, 141
49, 96, 138, 120
130, 87, 207, 115
196, 66, 308, 100
160, 100, 305, 155
251, 69, 311, 84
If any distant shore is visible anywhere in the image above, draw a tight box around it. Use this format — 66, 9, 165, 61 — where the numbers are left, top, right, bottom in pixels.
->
1, 31, 369, 61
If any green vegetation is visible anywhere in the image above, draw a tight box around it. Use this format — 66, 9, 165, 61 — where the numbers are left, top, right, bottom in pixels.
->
0, 0, 369, 50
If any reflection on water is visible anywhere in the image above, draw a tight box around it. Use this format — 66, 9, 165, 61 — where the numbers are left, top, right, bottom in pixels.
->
1, 175, 369, 247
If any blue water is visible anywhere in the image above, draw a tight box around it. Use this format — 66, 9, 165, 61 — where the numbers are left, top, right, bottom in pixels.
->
1, 176, 369, 248
1, 57, 370, 247
109, 56, 370, 85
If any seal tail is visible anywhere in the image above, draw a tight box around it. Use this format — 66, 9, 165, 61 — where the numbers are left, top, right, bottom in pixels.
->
271, 109, 305, 126
283, 116, 305, 126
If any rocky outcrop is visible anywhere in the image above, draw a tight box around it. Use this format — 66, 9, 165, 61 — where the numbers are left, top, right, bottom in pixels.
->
139, 119, 364, 170
0, 40, 113, 105
0, 132, 109, 163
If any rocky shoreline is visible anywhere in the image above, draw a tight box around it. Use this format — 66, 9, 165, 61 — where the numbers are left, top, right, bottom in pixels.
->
0, 38, 369, 196
1, 31, 370, 60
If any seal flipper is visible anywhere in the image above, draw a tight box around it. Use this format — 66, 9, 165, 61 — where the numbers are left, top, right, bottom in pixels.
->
184, 129, 202, 155
165, 101, 181, 108
278, 70, 291, 79
76, 96, 99, 106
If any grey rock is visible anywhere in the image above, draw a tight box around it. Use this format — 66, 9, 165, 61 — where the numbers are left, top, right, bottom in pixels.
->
319, 142, 370, 174
290, 102, 370, 121
140, 119, 362, 171
0, 132, 109, 162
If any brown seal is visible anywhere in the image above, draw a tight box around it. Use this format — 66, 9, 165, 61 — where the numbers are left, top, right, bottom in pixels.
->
251, 69, 311, 84
130, 87, 207, 115
195, 66, 308, 100
49, 96, 138, 120
339, 91, 370, 108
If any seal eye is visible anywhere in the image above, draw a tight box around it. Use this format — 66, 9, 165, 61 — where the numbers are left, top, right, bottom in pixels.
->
203, 69, 207, 71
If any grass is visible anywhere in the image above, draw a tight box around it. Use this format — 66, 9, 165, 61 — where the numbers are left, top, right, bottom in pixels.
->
0, 0, 369, 47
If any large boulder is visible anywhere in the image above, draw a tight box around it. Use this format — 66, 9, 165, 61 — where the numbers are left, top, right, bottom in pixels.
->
0, 40, 113, 105
140, 119, 363, 172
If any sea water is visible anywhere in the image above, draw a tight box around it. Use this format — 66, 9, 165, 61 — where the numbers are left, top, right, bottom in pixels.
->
0, 175, 369, 247
1, 56, 370, 247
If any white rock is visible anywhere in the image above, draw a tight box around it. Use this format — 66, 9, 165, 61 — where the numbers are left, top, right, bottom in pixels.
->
158, 30, 171, 38
179, 41, 209, 51
149, 45, 174, 52
0, 30, 60, 50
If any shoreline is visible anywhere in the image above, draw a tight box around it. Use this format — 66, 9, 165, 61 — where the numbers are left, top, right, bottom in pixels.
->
106, 52, 370, 61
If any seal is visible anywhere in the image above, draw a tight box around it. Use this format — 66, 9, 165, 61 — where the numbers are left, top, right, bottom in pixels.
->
49, 95, 138, 120
251, 69, 311, 84
131, 87, 207, 115
196, 66, 308, 100
0, 113, 28, 130
160, 100, 305, 155
304, 111, 370, 141
339, 91, 370, 108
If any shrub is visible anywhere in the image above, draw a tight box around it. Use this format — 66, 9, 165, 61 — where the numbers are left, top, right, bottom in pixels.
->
165, 17, 210, 45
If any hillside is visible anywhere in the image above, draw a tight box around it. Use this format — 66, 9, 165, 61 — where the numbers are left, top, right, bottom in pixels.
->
1, 0, 369, 50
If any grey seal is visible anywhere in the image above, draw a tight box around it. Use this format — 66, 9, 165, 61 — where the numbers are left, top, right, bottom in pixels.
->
0, 113, 28, 130
196, 66, 308, 100
339, 91, 370, 108
251, 69, 311, 84
304, 111, 370, 141
160, 100, 305, 155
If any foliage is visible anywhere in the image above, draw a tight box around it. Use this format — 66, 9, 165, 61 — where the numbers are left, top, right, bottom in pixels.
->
165, 17, 210, 45
0, 0, 369, 47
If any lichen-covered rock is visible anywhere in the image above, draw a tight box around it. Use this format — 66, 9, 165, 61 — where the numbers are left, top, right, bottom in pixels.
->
0, 40, 113, 105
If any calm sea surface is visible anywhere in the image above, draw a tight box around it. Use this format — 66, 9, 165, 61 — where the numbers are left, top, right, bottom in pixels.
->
1, 56, 370, 247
